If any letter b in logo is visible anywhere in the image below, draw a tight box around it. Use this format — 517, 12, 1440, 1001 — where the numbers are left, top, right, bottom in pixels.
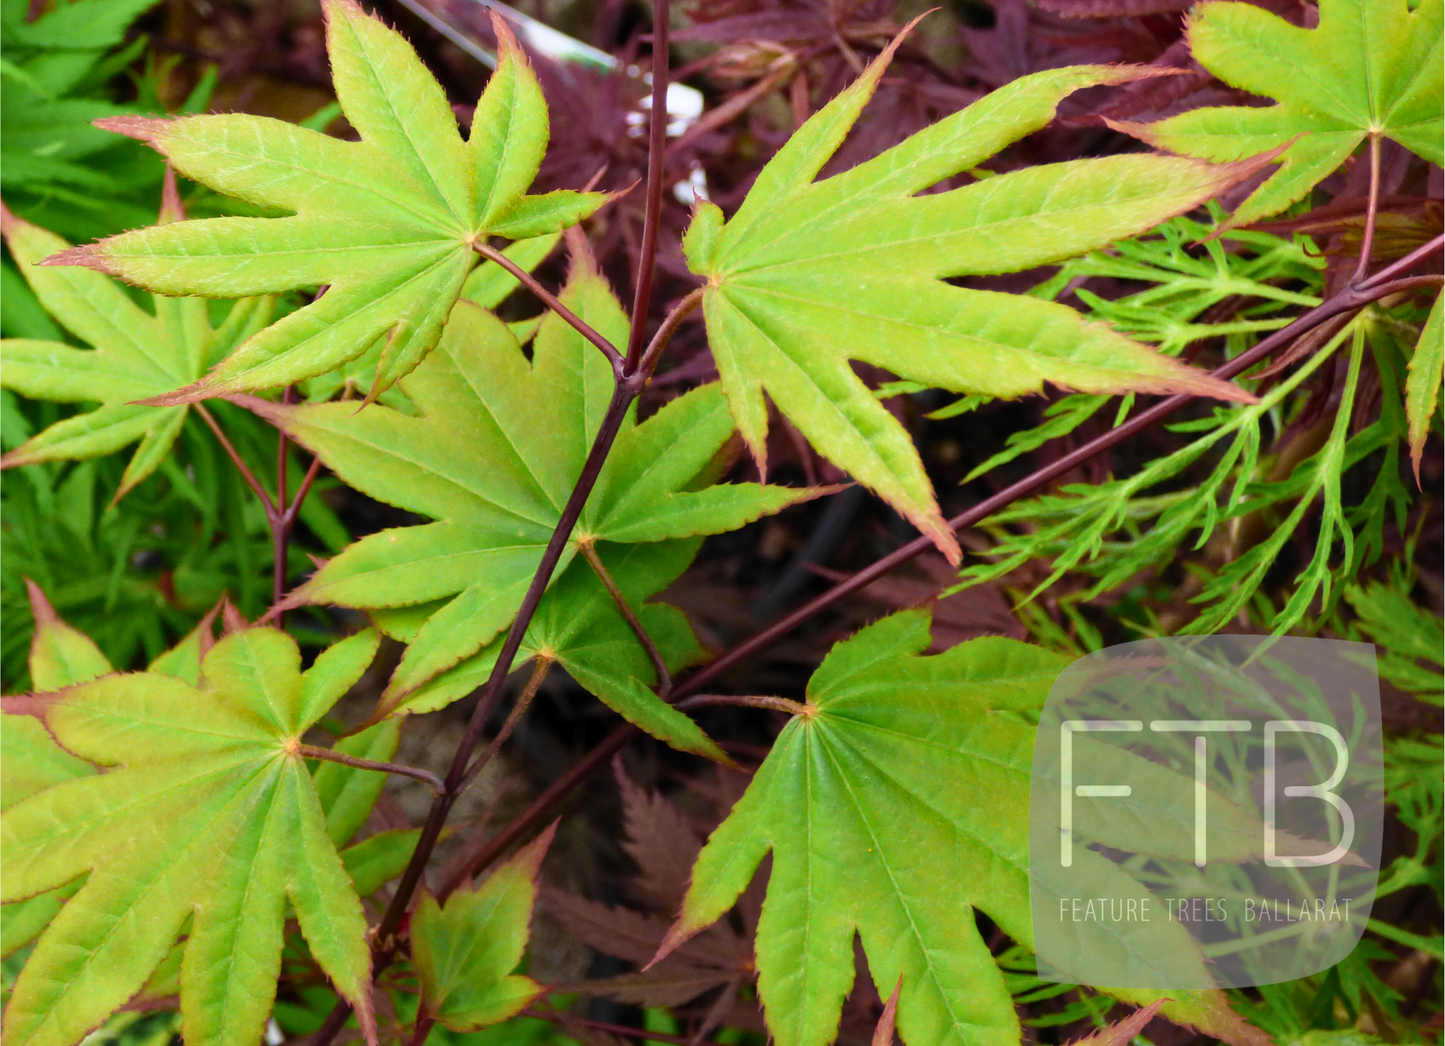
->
1030, 636, 1382, 989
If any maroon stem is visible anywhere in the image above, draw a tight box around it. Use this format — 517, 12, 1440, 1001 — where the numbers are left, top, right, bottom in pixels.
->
473, 243, 624, 372
580, 540, 672, 699
432, 268, 1442, 900
457, 656, 554, 800
523, 1008, 703, 1046
195, 404, 276, 516
1352, 135, 1382, 286
311, 276, 709, 1045
297, 744, 445, 795
273, 386, 295, 607
407, 1015, 436, 1046
196, 395, 325, 620
676, 693, 809, 715
624, 0, 672, 368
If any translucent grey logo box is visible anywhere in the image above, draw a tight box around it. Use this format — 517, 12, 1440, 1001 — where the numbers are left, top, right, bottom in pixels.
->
1029, 636, 1383, 988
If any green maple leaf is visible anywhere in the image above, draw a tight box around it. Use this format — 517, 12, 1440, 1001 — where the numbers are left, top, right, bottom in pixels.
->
248, 250, 820, 718
684, 51, 1258, 561
656, 611, 1272, 1046
0, 203, 270, 500
1117, 0, 1443, 227
1, 581, 112, 961
300, 231, 562, 409
1, 624, 384, 1046
1407, 292, 1442, 480
376, 539, 719, 760
48, 0, 609, 400
412, 823, 554, 1031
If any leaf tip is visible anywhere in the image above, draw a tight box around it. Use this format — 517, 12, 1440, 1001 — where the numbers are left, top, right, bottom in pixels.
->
158, 166, 186, 225
220, 597, 250, 635
24, 578, 60, 628
94, 114, 172, 144
38, 243, 118, 275
489, 7, 530, 69
872, 976, 902, 1046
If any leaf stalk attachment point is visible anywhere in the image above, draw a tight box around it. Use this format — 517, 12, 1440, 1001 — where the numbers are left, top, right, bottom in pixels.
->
297, 744, 446, 795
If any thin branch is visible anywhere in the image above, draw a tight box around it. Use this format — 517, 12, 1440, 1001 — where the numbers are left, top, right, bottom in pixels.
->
195, 403, 276, 516
1352, 134, 1382, 286
407, 1016, 436, 1046
314, 381, 641, 1044
1362, 233, 1442, 289
624, 0, 672, 371
675, 693, 809, 716
523, 1008, 701, 1046
283, 454, 324, 528
580, 540, 671, 699
459, 656, 553, 796
637, 287, 704, 377
297, 744, 445, 795
472, 242, 623, 371
427, 271, 1444, 901
273, 386, 296, 607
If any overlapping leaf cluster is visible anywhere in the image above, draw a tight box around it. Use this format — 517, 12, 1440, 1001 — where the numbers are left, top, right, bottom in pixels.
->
0, 0, 1439, 1043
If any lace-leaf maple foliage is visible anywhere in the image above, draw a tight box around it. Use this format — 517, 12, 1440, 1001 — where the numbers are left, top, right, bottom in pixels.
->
683, 43, 1263, 562
49, 0, 609, 401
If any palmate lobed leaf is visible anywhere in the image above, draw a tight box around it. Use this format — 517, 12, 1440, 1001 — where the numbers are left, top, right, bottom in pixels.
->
686, 46, 1261, 562
1117, 0, 1444, 227
376, 539, 723, 761
0, 201, 271, 500
0, 623, 383, 1046
656, 611, 1272, 1046
248, 248, 821, 732
413, 823, 555, 1031
46, 0, 610, 401
1407, 292, 1442, 480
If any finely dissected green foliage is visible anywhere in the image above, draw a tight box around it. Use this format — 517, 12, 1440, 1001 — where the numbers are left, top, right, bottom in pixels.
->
0, 0, 166, 238
955, 272, 1425, 637
1119, 0, 1444, 226
959, 211, 1325, 483
657, 611, 1272, 1046
685, 49, 1259, 561
413, 827, 552, 1031
0, 204, 271, 499
0, 401, 346, 687
54, 0, 609, 401
1, 624, 382, 1046
253, 252, 816, 711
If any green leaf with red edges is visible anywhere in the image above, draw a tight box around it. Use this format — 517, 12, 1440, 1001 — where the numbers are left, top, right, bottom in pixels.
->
685, 50, 1260, 563
45, 0, 610, 401
412, 824, 555, 1032
0, 625, 382, 1046
1114, 0, 1443, 227
1407, 292, 1443, 481
0, 205, 270, 501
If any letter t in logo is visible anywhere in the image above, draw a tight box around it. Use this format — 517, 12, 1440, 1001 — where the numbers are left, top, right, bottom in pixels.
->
1150, 721, 1252, 867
